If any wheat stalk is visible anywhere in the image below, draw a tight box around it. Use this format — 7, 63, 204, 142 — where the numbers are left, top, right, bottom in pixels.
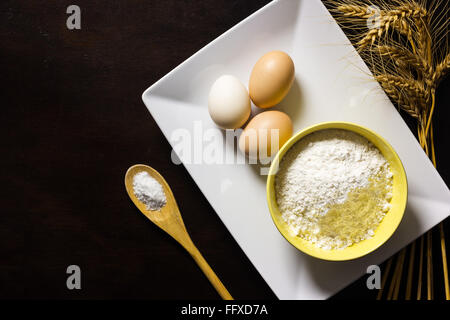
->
326, 0, 450, 300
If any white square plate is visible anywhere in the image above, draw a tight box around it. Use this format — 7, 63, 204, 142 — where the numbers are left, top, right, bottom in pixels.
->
142, 0, 450, 299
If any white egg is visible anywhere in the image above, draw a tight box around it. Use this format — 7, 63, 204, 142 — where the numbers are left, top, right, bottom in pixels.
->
208, 75, 251, 129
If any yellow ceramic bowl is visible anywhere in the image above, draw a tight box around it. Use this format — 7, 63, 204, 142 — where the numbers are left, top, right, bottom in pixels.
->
266, 122, 408, 261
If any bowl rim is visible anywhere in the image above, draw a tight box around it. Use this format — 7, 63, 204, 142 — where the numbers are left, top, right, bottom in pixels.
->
266, 121, 408, 261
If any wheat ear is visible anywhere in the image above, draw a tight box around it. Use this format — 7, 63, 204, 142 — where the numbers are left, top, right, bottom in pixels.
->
432, 53, 450, 86
389, 4, 427, 19
376, 74, 430, 105
377, 79, 421, 119
356, 3, 428, 51
376, 45, 432, 76
357, 14, 412, 51
337, 5, 376, 18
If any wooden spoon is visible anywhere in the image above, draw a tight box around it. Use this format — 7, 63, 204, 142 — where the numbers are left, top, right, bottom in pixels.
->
125, 164, 233, 300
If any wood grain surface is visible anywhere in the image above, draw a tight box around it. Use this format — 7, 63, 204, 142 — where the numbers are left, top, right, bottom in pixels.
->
1, 0, 448, 299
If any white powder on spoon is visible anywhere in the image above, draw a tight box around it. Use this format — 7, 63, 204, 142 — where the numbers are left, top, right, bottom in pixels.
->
133, 171, 167, 211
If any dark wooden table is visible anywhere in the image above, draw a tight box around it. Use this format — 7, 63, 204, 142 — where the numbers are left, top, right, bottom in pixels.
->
1, 0, 449, 299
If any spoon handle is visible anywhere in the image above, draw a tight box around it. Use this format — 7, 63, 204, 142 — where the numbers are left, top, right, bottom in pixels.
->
188, 245, 234, 300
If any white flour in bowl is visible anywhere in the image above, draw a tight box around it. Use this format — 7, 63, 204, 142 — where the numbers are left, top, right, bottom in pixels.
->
275, 129, 393, 250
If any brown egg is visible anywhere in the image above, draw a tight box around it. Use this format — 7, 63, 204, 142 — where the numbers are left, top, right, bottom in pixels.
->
239, 111, 293, 159
249, 51, 295, 109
